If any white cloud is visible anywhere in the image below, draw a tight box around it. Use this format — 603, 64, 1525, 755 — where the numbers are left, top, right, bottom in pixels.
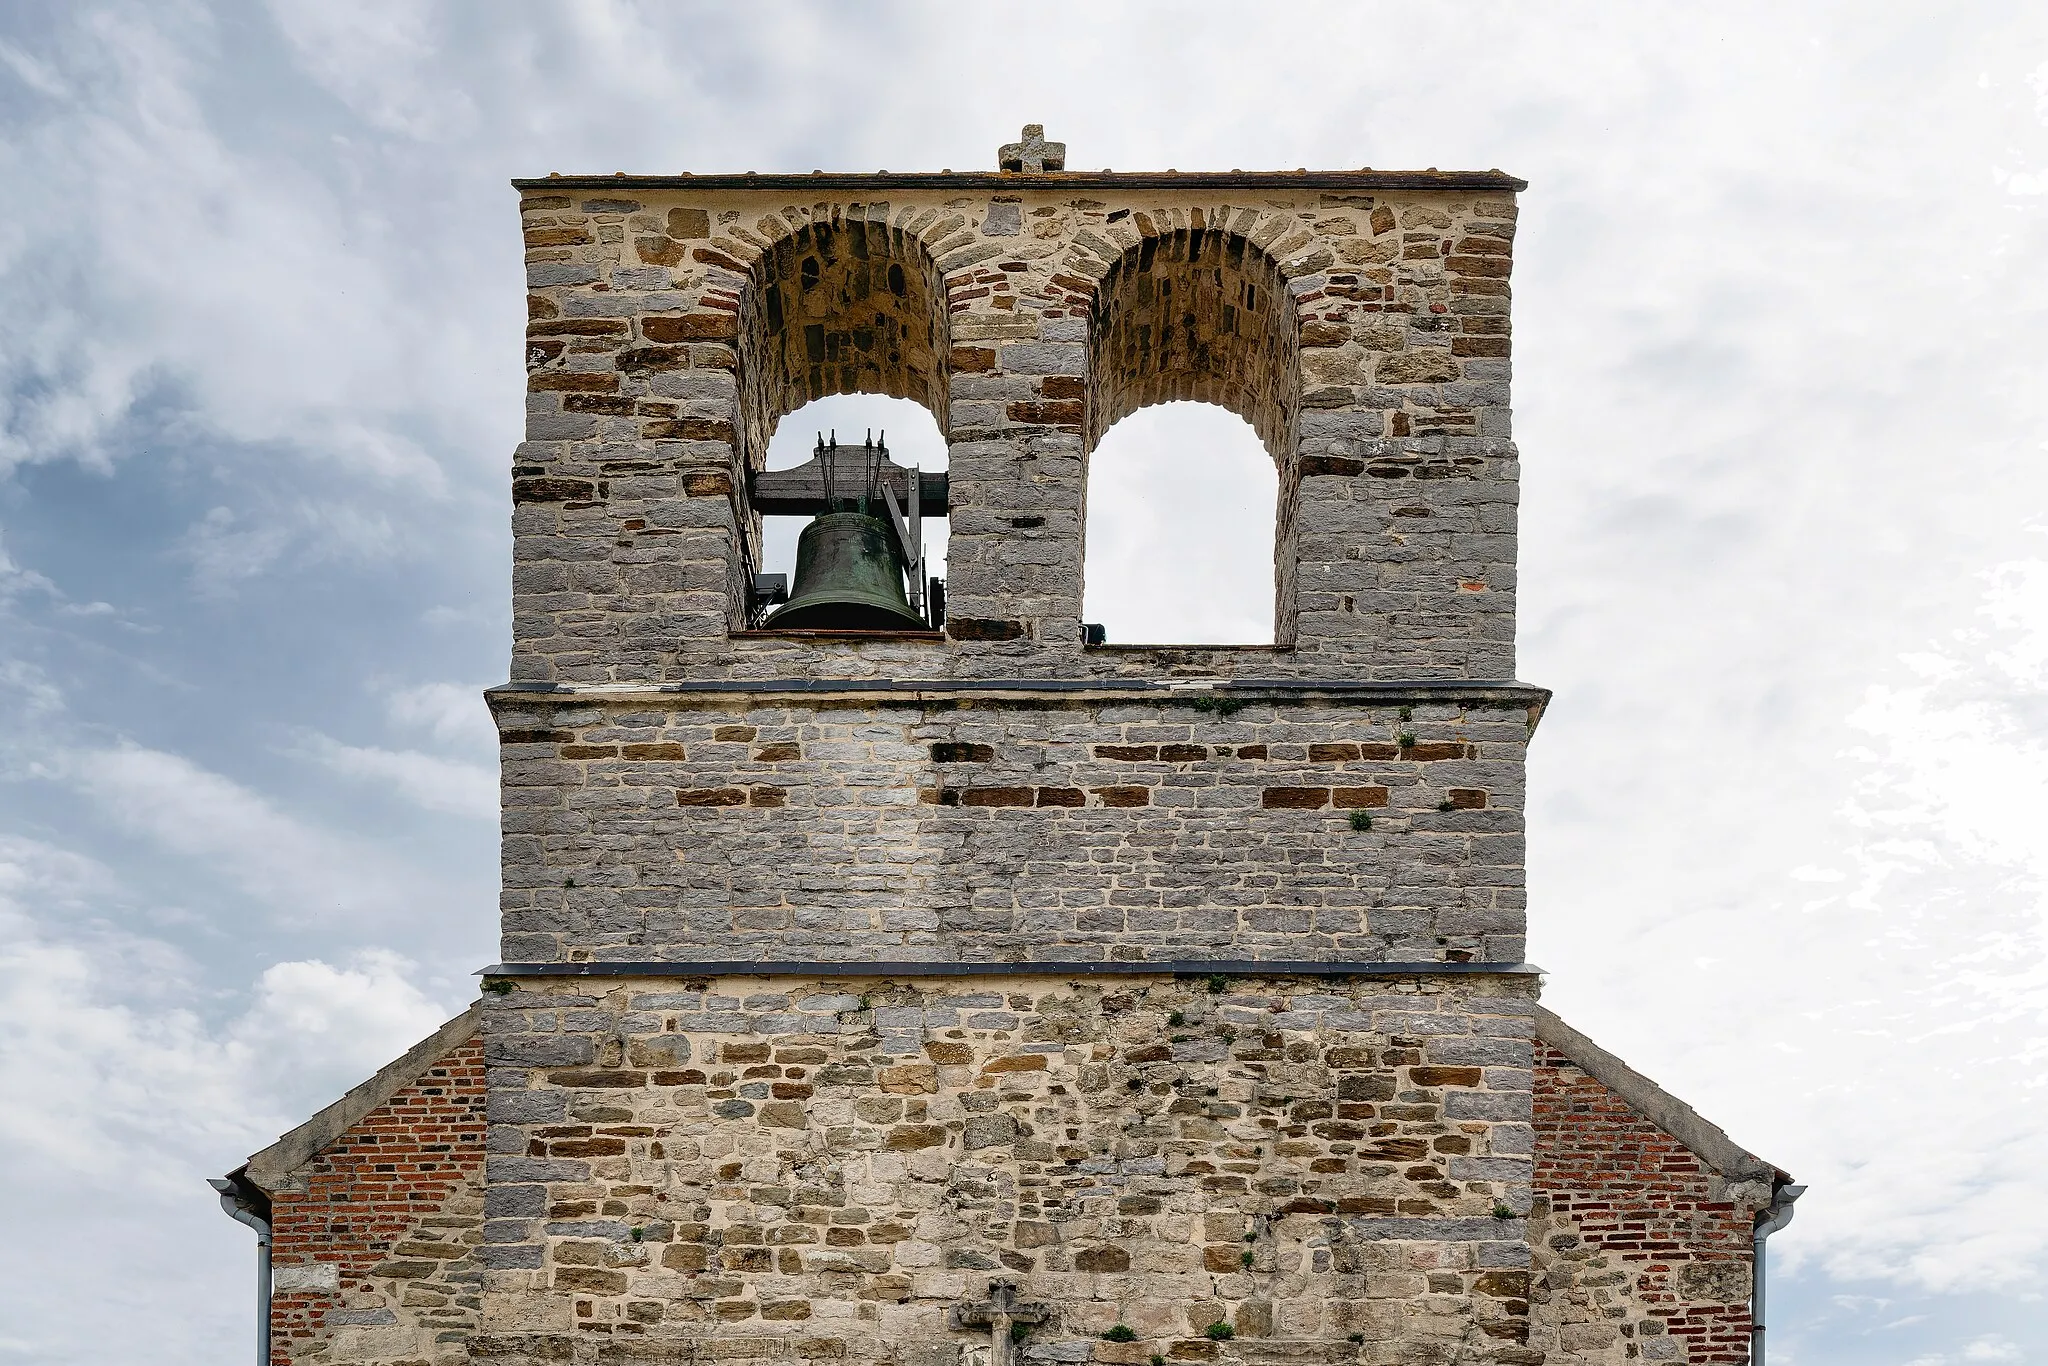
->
0, 37, 72, 99
237, 950, 453, 1088
262, 0, 478, 139
0, 529, 121, 626
0, 533, 59, 604
296, 731, 497, 819
1541, 554, 2048, 1297
0, 0, 494, 606
1083, 403, 1277, 646
1788, 562, 2048, 1291
0, 833, 455, 1187
0, 830, 462, 1364
1847, 560, 2048, 870
386, 680, 496, 751
66, 742, 424, 921
174, 505, 295, 592
1904, 1340, 2031, 1366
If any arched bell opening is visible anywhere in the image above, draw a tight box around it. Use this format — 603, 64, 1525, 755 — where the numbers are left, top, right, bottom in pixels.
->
735, 217, 952, 632
1082, 402, 1278, 645
1083, 227, 1300, 646
752, 395, 949, 631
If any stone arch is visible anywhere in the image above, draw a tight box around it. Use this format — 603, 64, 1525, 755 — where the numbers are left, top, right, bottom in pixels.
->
736, 215, 952, 472
1082, 226, 1301, 644
1086, 226, 1300, 462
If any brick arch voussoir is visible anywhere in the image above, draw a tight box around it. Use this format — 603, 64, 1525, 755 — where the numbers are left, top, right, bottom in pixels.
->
1082, 220, 1301, 462
735, 210, 954, 469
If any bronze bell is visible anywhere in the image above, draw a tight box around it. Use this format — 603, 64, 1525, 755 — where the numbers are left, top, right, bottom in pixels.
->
765, 510, 926, 630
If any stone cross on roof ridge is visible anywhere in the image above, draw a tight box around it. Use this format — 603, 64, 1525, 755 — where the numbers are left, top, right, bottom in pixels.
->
998, 124, 1065, 173
953, 1279, 1050, 1366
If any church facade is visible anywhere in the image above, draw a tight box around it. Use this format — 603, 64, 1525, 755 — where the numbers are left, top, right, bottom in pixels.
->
215, 129, 1797, 1366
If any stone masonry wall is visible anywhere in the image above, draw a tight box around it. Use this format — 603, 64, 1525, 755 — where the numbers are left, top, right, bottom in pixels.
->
492, 693, 1532, 966
1528, 1043, 1767, 1365
243, 1001, 1778, 1366
266, 1035, 489, 1366
513, 177, 1517, 680
472, 972, 1539, 1366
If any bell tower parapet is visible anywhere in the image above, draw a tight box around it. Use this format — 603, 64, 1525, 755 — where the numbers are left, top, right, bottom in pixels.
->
509, 131, 1524, 685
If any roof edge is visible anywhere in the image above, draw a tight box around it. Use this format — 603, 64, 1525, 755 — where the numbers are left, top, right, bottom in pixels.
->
243, 1002, 481, 1194
1535, 1005, 1786, 1183
511, 169, 1526, 194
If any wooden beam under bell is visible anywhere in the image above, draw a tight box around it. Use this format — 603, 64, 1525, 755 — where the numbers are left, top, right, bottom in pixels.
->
749, 458, 950, 517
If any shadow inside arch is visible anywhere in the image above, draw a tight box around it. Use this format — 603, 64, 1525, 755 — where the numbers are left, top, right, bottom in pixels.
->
738, 217, 952, 476
1088, 225, 1300, 465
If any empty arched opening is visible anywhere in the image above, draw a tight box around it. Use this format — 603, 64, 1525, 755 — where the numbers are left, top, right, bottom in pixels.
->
736, 218, 952, 629
1083, 403, 1277, 643
1083, 228, 1299, 645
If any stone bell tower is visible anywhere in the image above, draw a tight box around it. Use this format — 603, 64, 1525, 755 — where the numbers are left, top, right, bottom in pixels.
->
219, 128, 1799, 1366
484, 123, 1543, 1360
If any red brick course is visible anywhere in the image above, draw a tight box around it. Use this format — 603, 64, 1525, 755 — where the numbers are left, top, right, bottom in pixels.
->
1534, 1040, 1757, 1364
267, 1035, 487, 1364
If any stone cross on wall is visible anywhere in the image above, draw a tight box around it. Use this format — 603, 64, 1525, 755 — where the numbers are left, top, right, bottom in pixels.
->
998, 124, 1066, 173
952, 1279, 1050, 1366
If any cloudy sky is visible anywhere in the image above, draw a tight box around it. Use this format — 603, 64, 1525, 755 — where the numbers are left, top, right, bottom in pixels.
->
1, 2, 2044, 1362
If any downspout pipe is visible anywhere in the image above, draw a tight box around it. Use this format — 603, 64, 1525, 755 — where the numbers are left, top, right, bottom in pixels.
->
1751, 1181, 1806, 1366
211, 1169, 272, 1366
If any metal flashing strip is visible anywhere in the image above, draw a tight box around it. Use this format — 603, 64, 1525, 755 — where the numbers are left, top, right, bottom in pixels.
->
479, 960, 1541, 979
513, 170, 1527, 194
488, 679, 1549, 701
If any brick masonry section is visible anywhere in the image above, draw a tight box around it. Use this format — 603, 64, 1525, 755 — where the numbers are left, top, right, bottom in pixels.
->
1529, 1041, 1769, 1364
493, 697, 1530, 965
267, 1036, 488, 1365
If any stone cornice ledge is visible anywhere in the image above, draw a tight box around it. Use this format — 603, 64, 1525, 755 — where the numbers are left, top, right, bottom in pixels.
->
489, 678, 1552, 721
